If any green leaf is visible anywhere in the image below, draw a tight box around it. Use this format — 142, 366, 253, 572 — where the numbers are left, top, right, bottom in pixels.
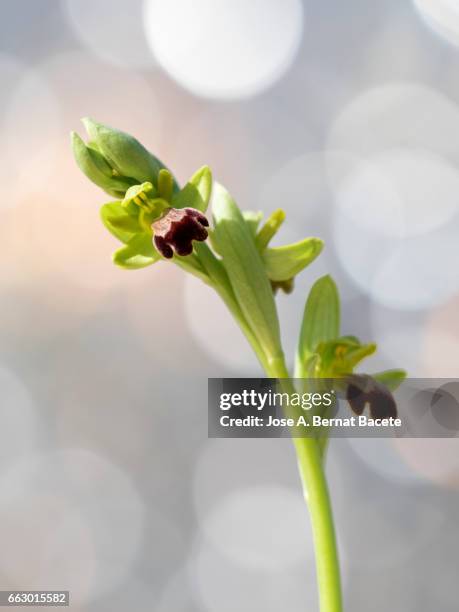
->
371, 369, 406, 391
212, 182, 282, 358
262, 237, 323, 282
255, 209, 286, 251
112, 233, 161, 269
243, 210, 263, 236
296, 275, 340, 376
100, 202, 143, 244
172, 166, 212, 212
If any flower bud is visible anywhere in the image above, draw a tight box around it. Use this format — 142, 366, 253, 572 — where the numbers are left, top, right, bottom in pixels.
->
82, 118, 170, 187
71, 132, 133, 197
152, 207, 209, 258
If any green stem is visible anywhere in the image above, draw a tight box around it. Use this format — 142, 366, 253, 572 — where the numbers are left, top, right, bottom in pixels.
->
267, 359, 343, 612
194, 243, 342, 611
291, 436, 342, 612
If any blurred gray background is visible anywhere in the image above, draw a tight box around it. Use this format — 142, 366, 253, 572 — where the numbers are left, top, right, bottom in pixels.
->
0, 0, 459, 610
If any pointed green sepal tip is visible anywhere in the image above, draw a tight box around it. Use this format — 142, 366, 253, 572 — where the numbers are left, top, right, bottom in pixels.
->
172, 165, 213, 213
255, 208, 286, 251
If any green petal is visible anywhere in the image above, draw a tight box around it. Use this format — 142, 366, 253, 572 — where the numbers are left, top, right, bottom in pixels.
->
100, 202, 143, 244
295, 275, 340, 377
172, 166, 212, 212
112, 233, 161, 269
212, 182, 282, 358
371, 369, 407, 391
263, 237, 323, 282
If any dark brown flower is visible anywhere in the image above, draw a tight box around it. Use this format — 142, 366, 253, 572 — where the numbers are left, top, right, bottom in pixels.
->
152, 207, 209, 259
346, 374, 397, 419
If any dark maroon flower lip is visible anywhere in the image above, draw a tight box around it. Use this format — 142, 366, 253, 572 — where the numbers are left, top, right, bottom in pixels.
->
152, 207, 209, 259
346, 374, 397, 419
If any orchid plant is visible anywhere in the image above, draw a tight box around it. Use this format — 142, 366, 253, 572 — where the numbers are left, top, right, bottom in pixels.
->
72, 119, 406, 612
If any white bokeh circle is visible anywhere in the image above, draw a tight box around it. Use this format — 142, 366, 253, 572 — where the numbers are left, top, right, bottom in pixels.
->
413, 0, 459, 48
327, 82, 459, 164
63, 0, 155, 69
0, 449, 146, 602
199, 485, 313, 571
332, 149, 459, 238
143, 0, 304, 99
333, 195, 459, 310
346, 438, 423, 486
394, 438, 459, 488
189, 536, 320, 612
0, 366, 40, 468
0, 56, 60, 209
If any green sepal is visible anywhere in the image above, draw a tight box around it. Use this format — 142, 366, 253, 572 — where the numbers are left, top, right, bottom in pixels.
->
172, 166, 212, 212
296, 275, 341, 375
262, 237, 323, 282
371, 369, 406, 391
100, 202, 143, 244
112, 233, 161, 269
71, 132, 132, 197
212, 182, 282, 358
82, 118, 170, 187
255, 209, 286, 251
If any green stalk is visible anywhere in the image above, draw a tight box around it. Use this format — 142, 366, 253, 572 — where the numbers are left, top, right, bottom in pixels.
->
291, 434, 342, 612
265, 358, 343, 612
195, 242, 343, 612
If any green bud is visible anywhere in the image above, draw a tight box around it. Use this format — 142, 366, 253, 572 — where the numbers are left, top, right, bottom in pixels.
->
82, 118, 170, 187
71, 132, 133, 197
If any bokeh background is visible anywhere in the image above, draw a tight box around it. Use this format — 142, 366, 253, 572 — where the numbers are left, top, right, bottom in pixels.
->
1, 0, 459, 610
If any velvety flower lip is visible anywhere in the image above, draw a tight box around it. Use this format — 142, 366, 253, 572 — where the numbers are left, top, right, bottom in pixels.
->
346, 374, 397, 419
152, 207, 209, 258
